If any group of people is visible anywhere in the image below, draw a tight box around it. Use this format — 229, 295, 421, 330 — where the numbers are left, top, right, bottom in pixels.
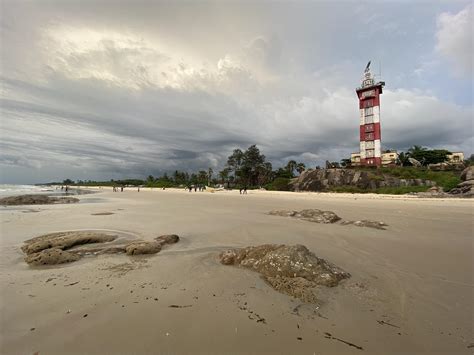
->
112, 186, 124, 192
187, 185, 206, 192
239, 186, 248, 194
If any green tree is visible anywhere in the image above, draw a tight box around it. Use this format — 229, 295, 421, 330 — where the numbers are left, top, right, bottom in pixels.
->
198, 170, 208, 185
340, 159, 351, 168
241, 145, 267, 186
407, 145, 451, 165
285, 160, 297, 177
397, 152, 410, 166
227, 148, 244, 180
219, 168, 230, 185
296, 162, 306, 175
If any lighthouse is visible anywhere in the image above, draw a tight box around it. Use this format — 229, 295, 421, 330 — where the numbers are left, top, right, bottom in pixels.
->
356, 62, 385, 166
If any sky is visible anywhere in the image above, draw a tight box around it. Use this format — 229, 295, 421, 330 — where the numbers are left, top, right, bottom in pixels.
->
0, 0, 472, 184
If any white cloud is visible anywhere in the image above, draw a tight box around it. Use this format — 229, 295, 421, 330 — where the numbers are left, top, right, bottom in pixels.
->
436, 4, 473, 76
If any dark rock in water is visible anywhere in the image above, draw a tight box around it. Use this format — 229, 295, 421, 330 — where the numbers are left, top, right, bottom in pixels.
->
220, 244, 350, 303
0, 194, 79, 206
125, 241, 162, 255
340, 220, 388, 230
268, 209, 341, 224
21, 232, 117, 255
25, 248, 80, 266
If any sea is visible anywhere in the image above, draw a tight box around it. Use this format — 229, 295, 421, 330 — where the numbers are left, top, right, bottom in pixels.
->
0, 184, 58, 197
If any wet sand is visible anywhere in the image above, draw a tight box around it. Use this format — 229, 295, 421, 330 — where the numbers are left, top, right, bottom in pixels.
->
1, 188, 473, 354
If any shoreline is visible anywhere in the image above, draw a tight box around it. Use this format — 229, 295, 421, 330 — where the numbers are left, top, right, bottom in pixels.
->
75, 185, 473, 202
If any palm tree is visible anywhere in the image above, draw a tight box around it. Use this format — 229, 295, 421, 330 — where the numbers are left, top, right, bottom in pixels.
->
198, 170, 208, 185
219, 168, 230, 184
207, 167, 213, 186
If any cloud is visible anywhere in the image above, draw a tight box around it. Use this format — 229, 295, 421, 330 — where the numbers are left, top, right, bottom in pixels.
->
436, 4, 473, 76
0, 1, 472, 183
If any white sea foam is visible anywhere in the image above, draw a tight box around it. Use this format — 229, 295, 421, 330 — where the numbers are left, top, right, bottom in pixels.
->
0, 184, 55, 197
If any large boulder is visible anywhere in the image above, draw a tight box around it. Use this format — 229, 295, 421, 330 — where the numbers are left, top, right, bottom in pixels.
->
220, 244, 350, 303
460, 166, 474, 181
448, 166, 474, 197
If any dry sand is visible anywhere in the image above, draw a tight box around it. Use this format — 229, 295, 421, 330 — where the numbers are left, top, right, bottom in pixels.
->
0, 188, 473, 354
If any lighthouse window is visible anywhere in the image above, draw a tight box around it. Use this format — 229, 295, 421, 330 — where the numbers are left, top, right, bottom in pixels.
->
365, 133, 374, 140
364, 107, 373, 116
364, 99, 373, 108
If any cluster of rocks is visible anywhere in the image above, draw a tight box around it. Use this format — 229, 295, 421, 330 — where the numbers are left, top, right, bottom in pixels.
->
21, 231, 180, 266
413, 166, 474, 198
290, 168, 435, 192
0, 194, 79, 206
220, 244, 350, 303
268, 209, 387, 230
449, 166, 474, 197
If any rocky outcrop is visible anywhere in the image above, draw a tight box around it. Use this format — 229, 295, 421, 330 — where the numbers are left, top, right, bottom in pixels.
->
0, 194, 79, 206
449, 166, 474, 197
460, 166, 474, 181
21, 231, 180, 265
290, 168, 435, 192
220, 244, 350, 303
268, 209, 387, 230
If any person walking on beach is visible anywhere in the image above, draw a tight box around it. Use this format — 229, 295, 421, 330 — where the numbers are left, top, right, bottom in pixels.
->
243, 186, 247, 194
138, 187, 140, 192
120, 186, 124, 192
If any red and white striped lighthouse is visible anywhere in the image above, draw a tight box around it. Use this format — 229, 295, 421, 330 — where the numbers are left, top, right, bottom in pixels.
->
356, 62, 385, 166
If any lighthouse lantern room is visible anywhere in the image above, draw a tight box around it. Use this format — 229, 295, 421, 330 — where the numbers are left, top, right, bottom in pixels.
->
356, 61, 385, 166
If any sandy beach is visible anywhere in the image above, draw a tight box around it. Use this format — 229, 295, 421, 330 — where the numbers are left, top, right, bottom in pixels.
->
1, 188, 472, 354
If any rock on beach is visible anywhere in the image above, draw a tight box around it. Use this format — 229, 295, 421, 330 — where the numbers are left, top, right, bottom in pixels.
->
220, 244, 350, 303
